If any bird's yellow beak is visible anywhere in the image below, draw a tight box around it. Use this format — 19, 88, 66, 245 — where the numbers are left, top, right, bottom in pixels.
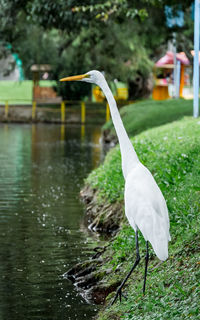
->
59, 74, 90, 82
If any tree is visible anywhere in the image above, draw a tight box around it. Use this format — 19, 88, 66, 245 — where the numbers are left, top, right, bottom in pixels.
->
0, 0, 194, 99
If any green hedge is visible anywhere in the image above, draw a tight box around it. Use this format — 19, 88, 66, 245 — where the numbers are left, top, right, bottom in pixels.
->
103, 98, 193, 138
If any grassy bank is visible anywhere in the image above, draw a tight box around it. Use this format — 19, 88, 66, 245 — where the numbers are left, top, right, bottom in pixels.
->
86, 117, 200, 319
103, 99, 193, 141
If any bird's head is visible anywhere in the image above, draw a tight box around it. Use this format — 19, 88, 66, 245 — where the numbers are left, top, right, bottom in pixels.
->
60, 70, 104, 86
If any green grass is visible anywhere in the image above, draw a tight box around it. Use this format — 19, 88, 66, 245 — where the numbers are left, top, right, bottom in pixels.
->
103, 99, 193, 139
86, 117, 200, 320
0, 80, 57, 104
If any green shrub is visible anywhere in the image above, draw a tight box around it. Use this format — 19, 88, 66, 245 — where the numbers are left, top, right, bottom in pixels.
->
103, 98, 193, 138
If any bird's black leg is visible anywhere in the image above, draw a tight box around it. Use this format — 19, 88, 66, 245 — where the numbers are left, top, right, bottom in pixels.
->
143, 241, 149, 295
111, 230, 140, 305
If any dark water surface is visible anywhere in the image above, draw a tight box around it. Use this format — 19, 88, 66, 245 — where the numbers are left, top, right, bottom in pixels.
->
0, 123, 103, 320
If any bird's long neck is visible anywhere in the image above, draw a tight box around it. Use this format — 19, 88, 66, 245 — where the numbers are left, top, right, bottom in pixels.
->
99, 79, 139, 178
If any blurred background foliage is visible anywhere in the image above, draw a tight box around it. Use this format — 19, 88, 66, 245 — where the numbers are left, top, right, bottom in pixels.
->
0, 0, 194, 99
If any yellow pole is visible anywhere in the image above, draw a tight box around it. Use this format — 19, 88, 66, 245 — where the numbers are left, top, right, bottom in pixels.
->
61, 101, 66, 123
180, 65, 185, 98
106, 103, 110, 122
81, 101, 86, 124
32, 101, 36, 120
5, 101, 9, 119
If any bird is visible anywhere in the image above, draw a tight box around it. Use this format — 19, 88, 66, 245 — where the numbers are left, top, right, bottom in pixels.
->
60, 70, 171, 304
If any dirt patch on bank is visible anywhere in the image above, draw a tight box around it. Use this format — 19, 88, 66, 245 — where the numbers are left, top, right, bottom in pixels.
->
80, 184, 124, 235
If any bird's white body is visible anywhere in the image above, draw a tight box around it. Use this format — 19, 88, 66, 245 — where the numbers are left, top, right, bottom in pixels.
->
125, 162, 170, 261
61, 70, 170, 263
88, 70, 171, 262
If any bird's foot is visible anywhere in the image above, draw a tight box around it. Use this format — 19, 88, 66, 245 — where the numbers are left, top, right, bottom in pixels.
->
110, 287, 127, 306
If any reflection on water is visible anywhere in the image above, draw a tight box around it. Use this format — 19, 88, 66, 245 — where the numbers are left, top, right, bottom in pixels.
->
0, 123, 103, 320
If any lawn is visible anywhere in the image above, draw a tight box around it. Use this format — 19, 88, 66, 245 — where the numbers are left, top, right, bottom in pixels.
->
86, 116, 200, 320
103, 98, 194, 140
0, 80, 57, 104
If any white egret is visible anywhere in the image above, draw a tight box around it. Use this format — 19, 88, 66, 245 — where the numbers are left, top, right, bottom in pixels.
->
60, 70, 171, 304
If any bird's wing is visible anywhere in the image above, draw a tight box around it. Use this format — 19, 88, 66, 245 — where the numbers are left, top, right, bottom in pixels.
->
124, 163, 170, 261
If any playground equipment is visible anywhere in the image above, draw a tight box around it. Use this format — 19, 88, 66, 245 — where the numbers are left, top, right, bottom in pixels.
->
31, 64, 61, 103
152, 51, 190, 100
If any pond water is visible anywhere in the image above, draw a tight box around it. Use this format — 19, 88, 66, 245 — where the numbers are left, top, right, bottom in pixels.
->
0, 123, 103, 320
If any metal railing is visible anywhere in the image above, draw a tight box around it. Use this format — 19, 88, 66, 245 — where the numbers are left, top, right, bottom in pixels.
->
0, 99, 111, 123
